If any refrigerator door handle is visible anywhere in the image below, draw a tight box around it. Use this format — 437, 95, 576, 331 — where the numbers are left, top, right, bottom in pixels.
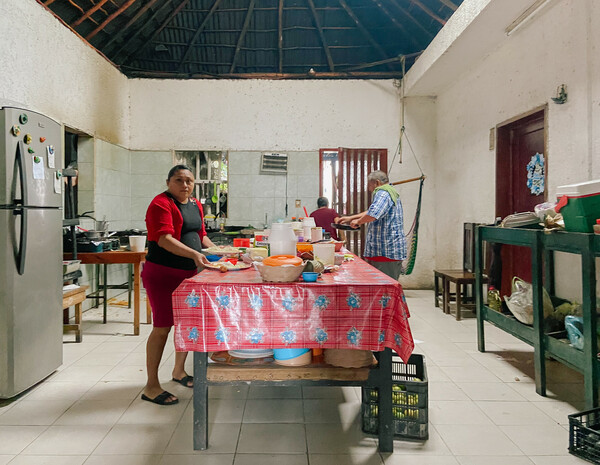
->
13, 141, 28, 206
13, 207, 27, 275
13, 142, 28, 275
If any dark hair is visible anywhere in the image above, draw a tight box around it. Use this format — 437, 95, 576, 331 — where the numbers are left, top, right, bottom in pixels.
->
317, 197, 329, 208
167, 164, 193, 181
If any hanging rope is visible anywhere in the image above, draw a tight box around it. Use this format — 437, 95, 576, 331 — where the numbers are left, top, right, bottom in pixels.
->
387, 54, 426, 275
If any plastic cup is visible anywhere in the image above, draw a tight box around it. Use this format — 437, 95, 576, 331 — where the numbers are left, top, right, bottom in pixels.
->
310, 227, 323, 242
129, 235, 146, 252
312, 243, 335, 266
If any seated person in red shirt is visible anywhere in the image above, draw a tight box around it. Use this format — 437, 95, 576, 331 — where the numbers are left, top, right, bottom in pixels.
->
310, 197, 341, 241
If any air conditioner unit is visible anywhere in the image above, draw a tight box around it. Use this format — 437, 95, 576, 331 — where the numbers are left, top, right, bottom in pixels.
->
260, 153, 288, 174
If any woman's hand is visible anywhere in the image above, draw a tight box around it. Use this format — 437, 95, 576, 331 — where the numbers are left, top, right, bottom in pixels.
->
350, 219, 360, 229
193, 252, 209, 268
337, 216, 350, 224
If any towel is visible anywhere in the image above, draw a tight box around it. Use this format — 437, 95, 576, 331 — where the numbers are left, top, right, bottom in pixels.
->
373, 184, 399, 204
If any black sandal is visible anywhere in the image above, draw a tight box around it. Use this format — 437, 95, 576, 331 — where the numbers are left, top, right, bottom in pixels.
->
141, 391, 179, 405
172, 375, 194, 388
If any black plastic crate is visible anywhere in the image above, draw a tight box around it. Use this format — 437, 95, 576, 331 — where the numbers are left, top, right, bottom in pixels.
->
569, 407, 600, 464
361, 353, 428, 440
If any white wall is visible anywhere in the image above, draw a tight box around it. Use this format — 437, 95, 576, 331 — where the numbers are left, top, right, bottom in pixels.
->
128, 79, 400, 152
406, 0, 600, 297
228, 151, 319, 229
0, 0, 129, 145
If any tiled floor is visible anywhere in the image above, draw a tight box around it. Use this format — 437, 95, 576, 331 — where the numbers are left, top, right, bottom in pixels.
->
0, 290, 589, 464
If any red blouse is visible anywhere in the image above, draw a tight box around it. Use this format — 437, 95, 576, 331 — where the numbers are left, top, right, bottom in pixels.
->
145, 192, 207, 242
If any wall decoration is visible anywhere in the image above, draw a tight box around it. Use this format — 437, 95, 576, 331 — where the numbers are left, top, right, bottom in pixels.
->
526, 152, 545, 195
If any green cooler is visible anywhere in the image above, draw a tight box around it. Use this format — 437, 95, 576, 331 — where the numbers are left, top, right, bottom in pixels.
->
555, 180, 600, 233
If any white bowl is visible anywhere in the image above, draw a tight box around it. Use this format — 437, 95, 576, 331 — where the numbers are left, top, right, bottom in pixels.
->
254, 262, 304, 282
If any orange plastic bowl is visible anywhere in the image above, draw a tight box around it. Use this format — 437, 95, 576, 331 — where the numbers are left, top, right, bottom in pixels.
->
263, 255, 303, 267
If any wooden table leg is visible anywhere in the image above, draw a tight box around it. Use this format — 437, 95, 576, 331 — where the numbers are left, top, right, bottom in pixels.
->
434, 273, 440, 308
456, 281, 462, 321
75, 301, 82, 342
134, 262, 140, 336
443, 278, 450, 314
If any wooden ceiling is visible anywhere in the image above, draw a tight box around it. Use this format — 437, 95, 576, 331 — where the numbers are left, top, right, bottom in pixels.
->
38, 0, 462, 79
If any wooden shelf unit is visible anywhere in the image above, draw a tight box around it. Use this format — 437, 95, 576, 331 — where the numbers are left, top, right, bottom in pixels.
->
475, 226, 600, 408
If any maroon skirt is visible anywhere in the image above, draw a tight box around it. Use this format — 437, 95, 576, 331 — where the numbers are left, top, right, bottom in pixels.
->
142, 261, 197, 327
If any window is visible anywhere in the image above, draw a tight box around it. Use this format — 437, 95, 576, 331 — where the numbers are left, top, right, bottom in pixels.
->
173, 151, 228, 218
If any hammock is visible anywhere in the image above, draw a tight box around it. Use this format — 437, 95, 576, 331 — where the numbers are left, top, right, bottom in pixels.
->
390, 175, 425, 276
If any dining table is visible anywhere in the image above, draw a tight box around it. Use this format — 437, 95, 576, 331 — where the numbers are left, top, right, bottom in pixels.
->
172, 253, 415, 452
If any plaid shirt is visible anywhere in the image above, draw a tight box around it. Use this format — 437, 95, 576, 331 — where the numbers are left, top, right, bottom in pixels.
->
363, 189, 407, 260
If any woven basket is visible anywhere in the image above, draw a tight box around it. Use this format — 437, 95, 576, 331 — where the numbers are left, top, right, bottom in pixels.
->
324, 349, 375, 368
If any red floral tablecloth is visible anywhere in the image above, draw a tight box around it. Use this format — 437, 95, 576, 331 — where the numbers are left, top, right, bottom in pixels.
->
173, 256, 414, 362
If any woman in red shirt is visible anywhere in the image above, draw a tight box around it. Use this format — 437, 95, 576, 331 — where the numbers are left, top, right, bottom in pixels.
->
141, 165, 215, 406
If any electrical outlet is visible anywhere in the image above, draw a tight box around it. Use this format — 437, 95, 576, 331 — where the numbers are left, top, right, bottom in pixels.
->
295, 199, 301, 208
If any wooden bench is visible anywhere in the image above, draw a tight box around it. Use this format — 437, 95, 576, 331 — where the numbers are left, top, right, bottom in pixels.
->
63, 285, 89, 342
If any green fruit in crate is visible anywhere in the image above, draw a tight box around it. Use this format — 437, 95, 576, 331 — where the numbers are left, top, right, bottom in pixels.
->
405, 409, 419, 419
393, 407, 405, 419
370, 390, 378, 401
370, 405, 378, 416
407, 394, 418, 406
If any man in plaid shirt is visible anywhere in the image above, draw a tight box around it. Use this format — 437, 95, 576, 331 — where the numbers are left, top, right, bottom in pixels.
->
336, 170, 407, 280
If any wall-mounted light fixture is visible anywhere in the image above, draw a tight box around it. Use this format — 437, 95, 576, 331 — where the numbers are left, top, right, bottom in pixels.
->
551, 84, 568, 104
505, 0, 552, 36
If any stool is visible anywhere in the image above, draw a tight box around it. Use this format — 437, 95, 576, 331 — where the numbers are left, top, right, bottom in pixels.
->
433, 270, 487, 321
63, 285, 89, 342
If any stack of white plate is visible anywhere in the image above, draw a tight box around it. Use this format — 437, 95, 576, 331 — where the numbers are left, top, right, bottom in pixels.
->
228, 349, 273, 359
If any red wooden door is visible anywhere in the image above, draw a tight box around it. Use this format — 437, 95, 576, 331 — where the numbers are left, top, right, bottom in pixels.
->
496, 110, 546, 293
319, 148, 387, 256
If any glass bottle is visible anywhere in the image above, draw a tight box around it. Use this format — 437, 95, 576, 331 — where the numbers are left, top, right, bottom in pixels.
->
487, 286, 502, 312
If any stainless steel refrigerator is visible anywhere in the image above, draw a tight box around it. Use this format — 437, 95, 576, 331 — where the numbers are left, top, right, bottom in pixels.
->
0, 107, 63, 398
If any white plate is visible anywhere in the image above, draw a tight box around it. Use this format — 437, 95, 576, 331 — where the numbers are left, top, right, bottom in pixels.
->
202, 247, 241, 256
228, 349, 274, 359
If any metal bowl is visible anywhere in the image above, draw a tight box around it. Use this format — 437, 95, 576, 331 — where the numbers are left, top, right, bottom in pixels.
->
83, 230, 107, 240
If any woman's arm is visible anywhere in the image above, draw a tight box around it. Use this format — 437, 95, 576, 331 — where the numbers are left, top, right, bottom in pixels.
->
202, 235, 216, 249
157, 234, 209, 267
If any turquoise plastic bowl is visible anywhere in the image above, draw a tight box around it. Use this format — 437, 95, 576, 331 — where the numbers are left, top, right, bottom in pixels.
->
302, 272, 318, 282
273, 348, 310, 361
206, 255, 221, 262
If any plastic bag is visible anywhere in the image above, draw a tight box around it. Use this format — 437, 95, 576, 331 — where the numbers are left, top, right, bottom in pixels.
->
565, 315, 584, 350
504, 277, 554, 325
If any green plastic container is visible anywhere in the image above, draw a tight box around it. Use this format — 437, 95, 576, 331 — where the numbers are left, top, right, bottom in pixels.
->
556, 180, 600, 233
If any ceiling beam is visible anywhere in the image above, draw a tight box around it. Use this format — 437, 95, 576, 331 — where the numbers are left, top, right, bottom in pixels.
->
177, 0, 223, 72
72, 0, 110, 27
388, 0, 434, 40
370, 0, 421, 49
104, 0, 161, 49
86, 0, 138, 40
65, 0, 85, 15
306, 0, 334, 71
116, 0, 188, 65
337, 0, 392, 68
278, 0, 283, 73
229, 0, 256, 73
125, 70, 405, 79
438, 0, 458, 12
408, 0, 446, 26
43, 0, 57, 6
